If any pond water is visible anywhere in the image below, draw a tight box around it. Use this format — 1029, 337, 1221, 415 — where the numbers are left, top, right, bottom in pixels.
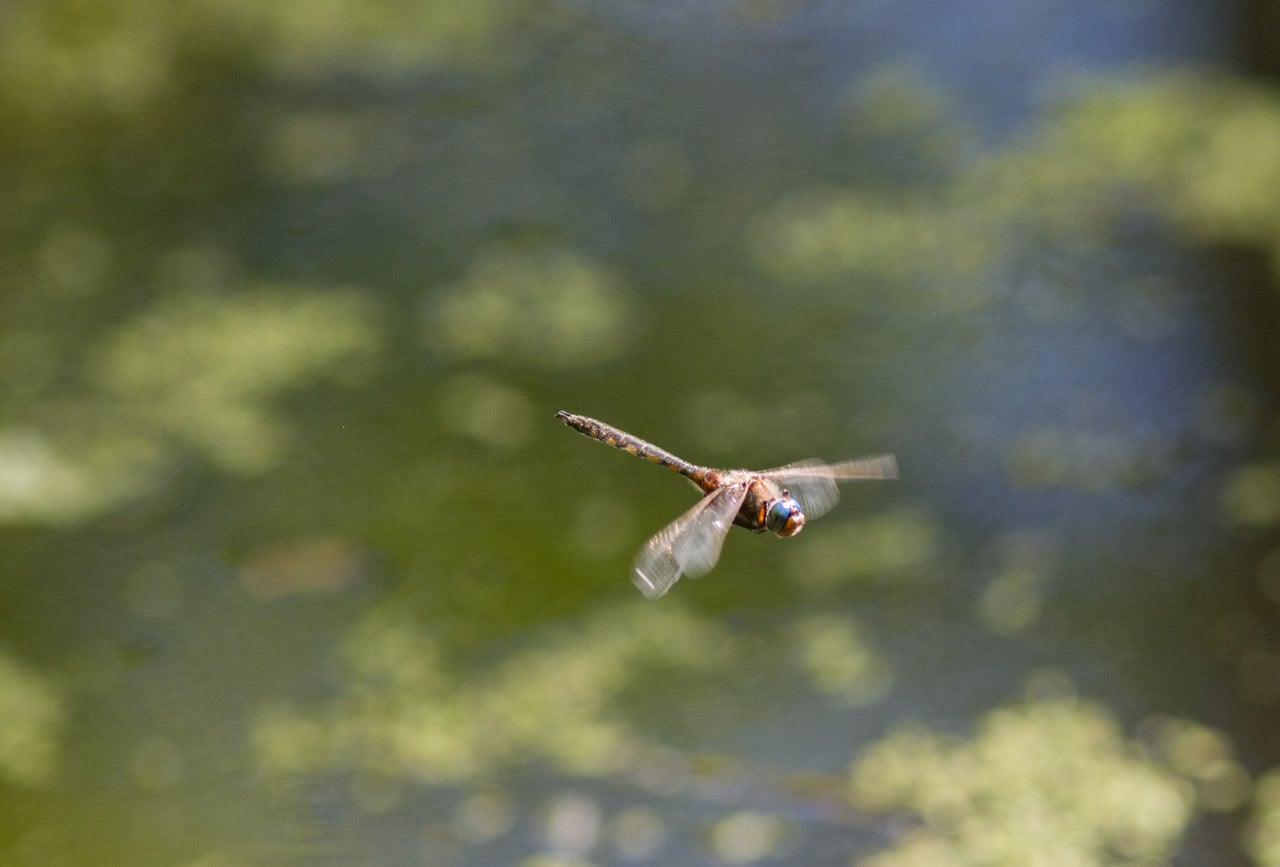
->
3, 1, 1280, 865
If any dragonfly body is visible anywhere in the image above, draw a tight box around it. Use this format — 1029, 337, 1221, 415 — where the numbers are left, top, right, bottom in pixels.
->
556, 410, 897, 598
555, 410, 709, 486
555, 411, 784, 533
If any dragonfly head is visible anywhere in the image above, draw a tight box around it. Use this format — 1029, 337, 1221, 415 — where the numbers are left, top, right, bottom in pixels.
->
766, 493, 805, 537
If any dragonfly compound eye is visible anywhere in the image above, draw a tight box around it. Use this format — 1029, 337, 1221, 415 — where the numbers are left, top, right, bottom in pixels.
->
766, 498, 805, 537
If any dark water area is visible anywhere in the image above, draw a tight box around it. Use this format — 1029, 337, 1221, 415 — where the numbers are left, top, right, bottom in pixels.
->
3, 1, 1280, 865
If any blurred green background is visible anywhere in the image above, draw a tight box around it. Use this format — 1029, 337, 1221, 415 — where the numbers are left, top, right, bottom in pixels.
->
3, 0, 1280, 864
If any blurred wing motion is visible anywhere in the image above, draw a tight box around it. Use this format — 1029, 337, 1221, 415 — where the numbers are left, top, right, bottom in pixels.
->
760, 455, 899, 521
632, 483, 750, 599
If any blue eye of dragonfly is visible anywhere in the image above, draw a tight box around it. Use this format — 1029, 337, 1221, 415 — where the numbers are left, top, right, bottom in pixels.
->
766, 498, 799, 534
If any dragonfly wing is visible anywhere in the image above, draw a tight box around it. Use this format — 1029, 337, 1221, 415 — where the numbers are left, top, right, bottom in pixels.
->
632, 483, 749, 599
760, 455, 898, 521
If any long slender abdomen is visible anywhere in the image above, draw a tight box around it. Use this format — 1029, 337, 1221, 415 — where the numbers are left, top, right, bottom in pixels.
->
556, 410, 705, 482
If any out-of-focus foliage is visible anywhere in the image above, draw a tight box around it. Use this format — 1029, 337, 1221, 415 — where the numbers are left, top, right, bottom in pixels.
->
1252, 770, 1280, 867
753, 72, 1280, 298
0, 0, 562, 116
705, 810, 795, 864
1004, 428, 1180, 494
253, 602, 736, 782
0, 286, 380, 522
750, 191, 1001, 300
1051, 74, 1280, 257
0, 653, 64, 787
90, 287, 380, 471
1145, 717, 1250, 813
787, 508, 939, 592
253, 599, 910, 794
787, 614, 890, 706
851, 698, 1198, 867
975, 530, 1058, 636
436, 371, 539, 451
1222, 462, 1280, 528
425, 247, 633, 371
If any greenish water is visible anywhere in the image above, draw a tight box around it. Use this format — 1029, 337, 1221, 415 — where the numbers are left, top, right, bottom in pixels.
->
3, 1, 1280, 865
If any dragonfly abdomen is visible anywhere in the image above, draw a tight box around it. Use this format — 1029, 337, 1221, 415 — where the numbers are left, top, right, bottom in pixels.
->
556, 411, 703, 481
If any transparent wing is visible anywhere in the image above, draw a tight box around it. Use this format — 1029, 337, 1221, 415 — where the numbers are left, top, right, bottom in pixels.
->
632, 483, 749, 599
758, 455, 898, 521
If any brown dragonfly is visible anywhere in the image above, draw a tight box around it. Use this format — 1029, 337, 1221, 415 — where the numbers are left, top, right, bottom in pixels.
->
556, 410, 898, 598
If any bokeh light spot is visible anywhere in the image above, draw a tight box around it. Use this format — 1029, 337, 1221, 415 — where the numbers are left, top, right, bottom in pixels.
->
427, 248, 632, 370
609, 806, 667, 861
0, 655, 65, 787
543, 793, 603, 855
789, 615, 891, 706
707, 811, 790, 865
1223, 463, 1280, 527
437, 373, 534, 451
976, 568, 1043, 635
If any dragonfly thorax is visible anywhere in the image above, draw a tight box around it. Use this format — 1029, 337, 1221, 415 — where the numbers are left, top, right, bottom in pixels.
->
765, 494, 805, 537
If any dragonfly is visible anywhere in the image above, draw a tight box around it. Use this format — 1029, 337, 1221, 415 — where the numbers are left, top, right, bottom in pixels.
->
556, 410, 898, 598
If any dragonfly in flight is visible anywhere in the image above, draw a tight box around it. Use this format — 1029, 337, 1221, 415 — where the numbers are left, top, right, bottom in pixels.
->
556, 410, 897, 598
